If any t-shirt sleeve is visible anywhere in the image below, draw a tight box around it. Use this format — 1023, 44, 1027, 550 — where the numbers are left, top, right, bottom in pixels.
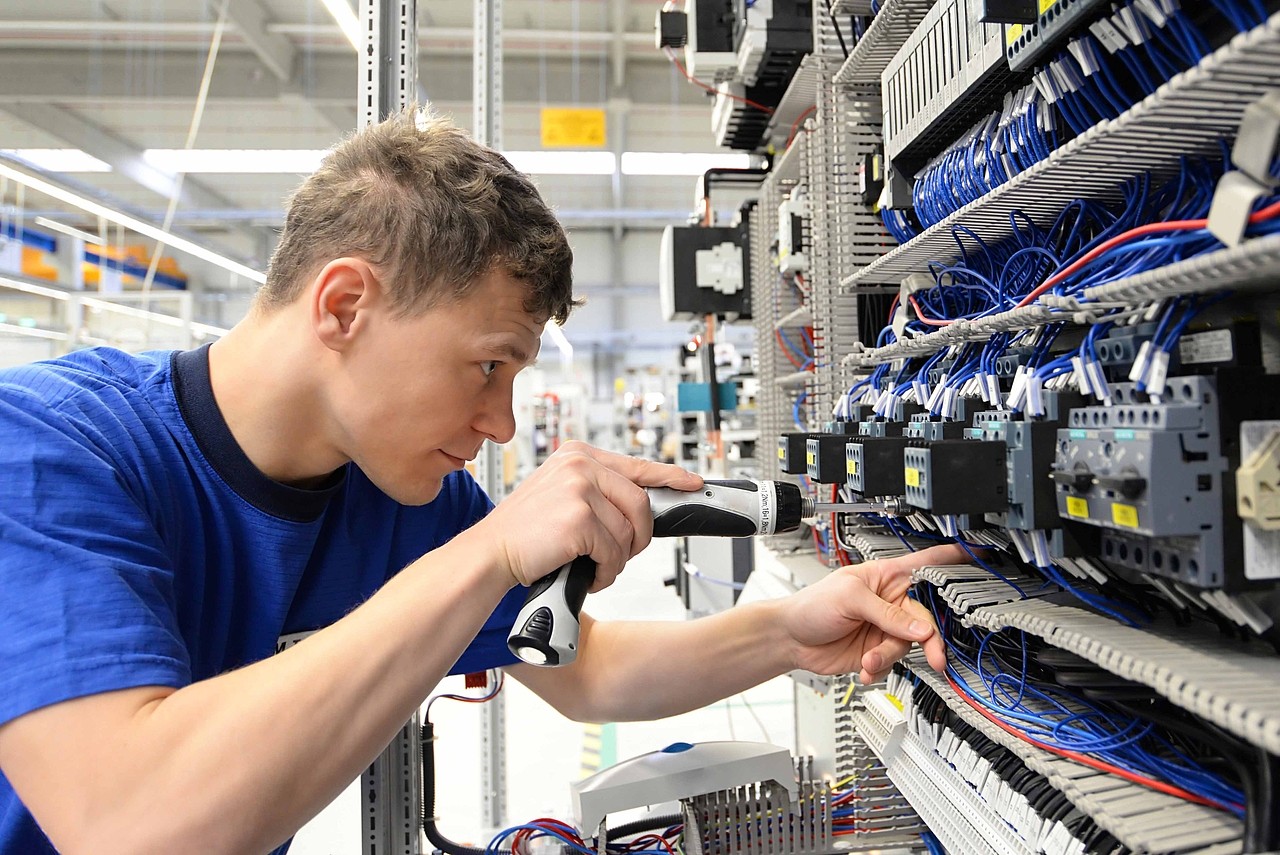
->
441, 471, 528, 675
0, 385, 190, 728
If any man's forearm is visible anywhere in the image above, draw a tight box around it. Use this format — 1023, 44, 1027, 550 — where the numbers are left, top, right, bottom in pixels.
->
3, 536, 513, 855
528, 601, 795, 724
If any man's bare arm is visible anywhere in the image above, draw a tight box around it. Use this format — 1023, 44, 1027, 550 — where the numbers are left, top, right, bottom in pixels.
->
511, 544, 964, 724
0, 535, 513, 855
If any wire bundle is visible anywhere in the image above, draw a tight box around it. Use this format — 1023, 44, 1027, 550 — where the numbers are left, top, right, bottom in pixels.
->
912, 86, 1058, 229
918, 587, 1249, 818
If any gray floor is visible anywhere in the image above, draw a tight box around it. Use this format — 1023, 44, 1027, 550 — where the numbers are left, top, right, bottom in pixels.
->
291, 539, 796, 855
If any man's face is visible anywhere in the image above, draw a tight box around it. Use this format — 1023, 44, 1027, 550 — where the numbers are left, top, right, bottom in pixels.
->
333, 268, 544, 505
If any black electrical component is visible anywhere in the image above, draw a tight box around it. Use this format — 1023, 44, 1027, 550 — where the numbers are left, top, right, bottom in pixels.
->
980, 0, 1037, 24
805, 435, 848, 484
778, 432, 812, 475
903, 439, 1008, 515
846, 436, 908, 497
654, 9, 688, 49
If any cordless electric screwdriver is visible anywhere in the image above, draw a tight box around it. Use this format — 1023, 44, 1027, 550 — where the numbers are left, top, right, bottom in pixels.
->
506, 479, 893, 667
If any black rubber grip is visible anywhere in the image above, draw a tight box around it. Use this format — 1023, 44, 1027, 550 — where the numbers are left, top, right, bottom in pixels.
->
652, 505, 757, 537
562, 554, 594, 615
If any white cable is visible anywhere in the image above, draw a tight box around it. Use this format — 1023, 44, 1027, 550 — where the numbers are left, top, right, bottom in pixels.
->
140, 0, 231, 314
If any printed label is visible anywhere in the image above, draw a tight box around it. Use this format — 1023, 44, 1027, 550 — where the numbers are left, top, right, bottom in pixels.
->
1066, 496, 1089, 518
847, 459, 858, 475
1179, 328, 1234, 365
1115, 429, 1135, 440
1039, 0, 1057, 11
1111, 503, 1140, 528
1069, 429, 1087, 439
1006, 23, 1024, 45
806, 451, 816, 467
905, 467, 921, 488
778, 447, 785, 460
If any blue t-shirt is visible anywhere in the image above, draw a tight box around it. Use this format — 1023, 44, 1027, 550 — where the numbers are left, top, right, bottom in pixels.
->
0, 345, 526, 854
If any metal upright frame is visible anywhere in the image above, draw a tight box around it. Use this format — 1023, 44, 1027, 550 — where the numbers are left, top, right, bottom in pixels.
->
471, 0, 508, 832
358, 2, 424, 852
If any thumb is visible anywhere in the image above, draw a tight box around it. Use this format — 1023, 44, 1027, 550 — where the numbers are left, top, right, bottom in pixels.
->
866, 596, 935, 643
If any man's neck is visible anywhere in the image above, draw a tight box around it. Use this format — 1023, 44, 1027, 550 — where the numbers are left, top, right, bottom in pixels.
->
206, 311, 347, 486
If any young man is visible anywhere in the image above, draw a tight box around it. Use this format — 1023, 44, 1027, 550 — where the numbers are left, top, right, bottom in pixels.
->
0, 109, 956, 855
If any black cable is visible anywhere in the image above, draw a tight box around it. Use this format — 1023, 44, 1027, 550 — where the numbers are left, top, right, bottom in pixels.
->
603, 814, 684, 843
423, 720, 496, 855
823, 0, 849, 58
422, 718, 684, 855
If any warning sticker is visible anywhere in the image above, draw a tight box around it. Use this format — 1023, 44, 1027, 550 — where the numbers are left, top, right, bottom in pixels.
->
1111, 503, 1140, 528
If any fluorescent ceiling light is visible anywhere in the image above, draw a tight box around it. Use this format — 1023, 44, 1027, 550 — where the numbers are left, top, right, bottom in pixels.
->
144, 149, 328, 174
620, 152, 754, 176
33, 216, 103, 245
504, 151, 617, 175
1, 149, 111, 173
319, 0, 362, 50
0, 162, 266, 284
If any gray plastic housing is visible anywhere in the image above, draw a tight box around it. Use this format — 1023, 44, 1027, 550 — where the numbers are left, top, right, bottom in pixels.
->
570, 741, 796, 836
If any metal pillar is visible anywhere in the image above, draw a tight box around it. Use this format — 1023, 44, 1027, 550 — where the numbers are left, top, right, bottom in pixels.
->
358, 2, 424, 853
472, 0, 508, 832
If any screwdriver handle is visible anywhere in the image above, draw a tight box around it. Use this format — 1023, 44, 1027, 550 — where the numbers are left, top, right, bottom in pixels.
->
507, 555, 594, 667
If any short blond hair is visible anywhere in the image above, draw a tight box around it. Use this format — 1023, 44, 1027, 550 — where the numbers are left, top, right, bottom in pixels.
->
260, 108, 576, 323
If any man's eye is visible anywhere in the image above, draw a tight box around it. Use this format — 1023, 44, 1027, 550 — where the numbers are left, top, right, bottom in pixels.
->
481, 361, 500, 377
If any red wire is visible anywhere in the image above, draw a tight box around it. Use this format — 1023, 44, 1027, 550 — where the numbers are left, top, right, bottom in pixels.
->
886, 294, 899, 326
786, 105, 817, 148
909, 200, 1280, 327
1016, 198, 1280, 309
944, 672, 1243, 814
664, 48, 776, 115
909, 295, 953, 327
774, 328, 806, 368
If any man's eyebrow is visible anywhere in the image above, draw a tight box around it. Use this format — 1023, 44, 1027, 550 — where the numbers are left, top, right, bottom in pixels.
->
483, 341, 535, 365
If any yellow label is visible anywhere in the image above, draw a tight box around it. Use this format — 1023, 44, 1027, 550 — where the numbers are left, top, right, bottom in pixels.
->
778, 447, 785, 460
1040, 0, 1057, 12
1065, 496, 1088, 518
1111, 503, 1139, 528
847, 459, 858, 475
806, 451, 816, 466
885, 693, 904, 712
1006, 23, 1023, 45
541, 108, 607, 148
905, 467, 921, 488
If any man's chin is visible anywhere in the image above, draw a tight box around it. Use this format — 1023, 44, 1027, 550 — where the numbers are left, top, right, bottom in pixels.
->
385, 478, 446, 506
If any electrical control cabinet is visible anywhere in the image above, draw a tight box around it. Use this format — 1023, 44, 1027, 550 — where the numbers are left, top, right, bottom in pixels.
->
713, 0, 1280, 851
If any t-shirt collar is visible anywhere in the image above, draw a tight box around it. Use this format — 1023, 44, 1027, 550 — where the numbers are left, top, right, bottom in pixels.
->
171, 343, 345, 522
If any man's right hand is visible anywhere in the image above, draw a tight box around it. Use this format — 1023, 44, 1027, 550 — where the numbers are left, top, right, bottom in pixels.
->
464, 441, 702, 592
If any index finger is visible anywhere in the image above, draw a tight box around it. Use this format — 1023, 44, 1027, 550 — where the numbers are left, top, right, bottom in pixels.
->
560, 441, 703, 491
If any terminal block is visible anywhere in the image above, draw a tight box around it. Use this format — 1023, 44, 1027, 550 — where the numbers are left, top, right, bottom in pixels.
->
903, 413, 967, 441
1050, 371, 1280, 589
846, 436, 908, 498
806, 434, 850, 484
903, 439, 1008, 516
858, 401, 926, 439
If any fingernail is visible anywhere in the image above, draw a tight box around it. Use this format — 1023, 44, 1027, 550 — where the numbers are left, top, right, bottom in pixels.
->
908, 620, 928, 637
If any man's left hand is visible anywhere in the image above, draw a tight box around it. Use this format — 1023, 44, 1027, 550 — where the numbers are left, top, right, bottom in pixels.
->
780, 543, 967, 684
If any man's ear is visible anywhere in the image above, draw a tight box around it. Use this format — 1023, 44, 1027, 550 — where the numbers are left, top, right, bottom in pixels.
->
310, 257, 382, 351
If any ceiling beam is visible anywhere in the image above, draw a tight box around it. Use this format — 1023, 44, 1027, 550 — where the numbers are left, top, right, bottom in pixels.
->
3, 103, 268, 257
0, 50, 701, 109
222, 0, 296, 81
